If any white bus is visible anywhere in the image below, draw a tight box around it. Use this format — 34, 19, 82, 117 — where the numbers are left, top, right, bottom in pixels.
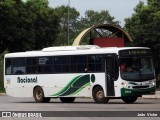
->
4, 45, 156, 103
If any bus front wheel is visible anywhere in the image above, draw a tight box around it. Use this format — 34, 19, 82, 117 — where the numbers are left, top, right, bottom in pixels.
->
122, 96, 138, 103
33, 87, 51, 103
93, 86, 109, 103
60, 97, 75, 103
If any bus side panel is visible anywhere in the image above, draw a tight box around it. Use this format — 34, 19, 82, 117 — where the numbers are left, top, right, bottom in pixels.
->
44, 73, 106, 98
4, 75, 15, 97
4, 75, 36, 97
4, 73, 106, 98
5, 88, 14, 97
42, 73, 106, 98
13, 87, 33, 97
114, 79, 122, 97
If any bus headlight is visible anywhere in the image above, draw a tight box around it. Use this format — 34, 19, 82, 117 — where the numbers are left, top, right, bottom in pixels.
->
121, 82, 127, 88
152, 81, 156, 87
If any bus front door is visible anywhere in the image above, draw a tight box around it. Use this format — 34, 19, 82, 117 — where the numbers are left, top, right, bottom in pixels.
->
105, 56, 116, 97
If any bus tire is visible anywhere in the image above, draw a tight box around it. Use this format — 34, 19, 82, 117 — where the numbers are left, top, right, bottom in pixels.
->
60, 97, 75, 103
93, 86, 109, 103
122, 96, 138, 103
33, 87, 50, 103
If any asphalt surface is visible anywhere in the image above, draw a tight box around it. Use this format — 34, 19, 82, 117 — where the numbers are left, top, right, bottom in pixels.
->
0, 94, 160, 120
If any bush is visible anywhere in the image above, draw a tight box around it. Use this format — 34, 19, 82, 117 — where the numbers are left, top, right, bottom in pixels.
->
156, 74, 160, 89
0, 51, 7, 92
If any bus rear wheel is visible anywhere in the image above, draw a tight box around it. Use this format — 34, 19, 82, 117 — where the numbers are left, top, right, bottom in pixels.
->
122, 96, 138, 103
33, 87, 51, 103
60, 97, 75, 103
93, 86, 109, 103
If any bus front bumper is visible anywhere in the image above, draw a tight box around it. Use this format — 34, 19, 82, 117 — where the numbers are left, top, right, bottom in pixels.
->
121, 87, 156, 97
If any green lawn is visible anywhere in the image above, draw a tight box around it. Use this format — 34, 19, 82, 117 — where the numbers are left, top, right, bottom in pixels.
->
0, 87, 5, 93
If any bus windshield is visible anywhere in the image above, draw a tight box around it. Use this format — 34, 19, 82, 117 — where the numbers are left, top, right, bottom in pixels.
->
120, 57, 155, 81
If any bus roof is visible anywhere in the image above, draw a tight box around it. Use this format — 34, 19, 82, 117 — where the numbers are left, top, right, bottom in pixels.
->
4, 45, 150, 58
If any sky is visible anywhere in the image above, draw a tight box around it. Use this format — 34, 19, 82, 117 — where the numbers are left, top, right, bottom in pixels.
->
48, 0, 147, 26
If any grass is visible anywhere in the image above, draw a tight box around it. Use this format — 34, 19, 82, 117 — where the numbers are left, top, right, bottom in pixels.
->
0, 87, 5, 93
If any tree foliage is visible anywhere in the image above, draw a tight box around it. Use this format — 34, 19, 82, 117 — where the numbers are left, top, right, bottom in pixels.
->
124, 0, 160, 77
54, 5, 80, 45
79, 10, 120, 29
0, 0, 59, 53
54, 7, 120, 45
0, 0, 120, 51
0, 51, 6, 90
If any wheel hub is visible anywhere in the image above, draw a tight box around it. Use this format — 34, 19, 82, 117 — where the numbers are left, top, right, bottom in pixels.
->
36, 91, 42, 100
96, 90, 104, 100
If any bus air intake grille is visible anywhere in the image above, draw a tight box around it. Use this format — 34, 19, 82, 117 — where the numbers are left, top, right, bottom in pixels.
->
132, 85, 149, 89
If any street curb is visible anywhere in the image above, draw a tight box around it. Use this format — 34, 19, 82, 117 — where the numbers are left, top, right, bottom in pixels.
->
142, 91, 160, 99
0, 93, 5, 96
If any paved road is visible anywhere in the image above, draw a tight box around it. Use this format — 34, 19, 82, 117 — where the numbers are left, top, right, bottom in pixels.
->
0, 95, 160, 120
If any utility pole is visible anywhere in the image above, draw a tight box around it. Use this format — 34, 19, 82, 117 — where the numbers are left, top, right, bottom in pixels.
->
67, 0, 70, 45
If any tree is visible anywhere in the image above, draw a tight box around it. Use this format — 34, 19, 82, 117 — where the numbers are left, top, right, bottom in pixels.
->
0, 53, 3, 90
26, 0, 59, 50
76, 10, 120, 36
0, 0, 21, 52
79, 10, 120, 29
54, 7, 121, 45
124, 0, 160, 78
0, 1, 121, 51
54, 5, 80, 45
0, 0, 59, 53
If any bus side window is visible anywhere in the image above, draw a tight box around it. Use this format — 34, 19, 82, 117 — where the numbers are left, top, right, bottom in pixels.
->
13, 58, 26, 74
53, 56, 70, 73
27, 58, 38, 74
71, 56, 87, 73
6, 58, 12, 75
38, 57, 53, 73
88, 55, 103, 72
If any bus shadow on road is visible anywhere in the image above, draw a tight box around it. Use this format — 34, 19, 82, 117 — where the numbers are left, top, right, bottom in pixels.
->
12, 100, 159, 104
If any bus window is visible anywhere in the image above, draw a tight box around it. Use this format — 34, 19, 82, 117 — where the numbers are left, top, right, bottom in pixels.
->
13, 58, 26, 74
38, 57, 53, 73
27, 58, 38, 74
5, 58, 12, 75
71, 56, 87, 73
53, 56, 70, 73
120, 57, 154, 81
88, 55, 103, 72
141, 58, 153, 72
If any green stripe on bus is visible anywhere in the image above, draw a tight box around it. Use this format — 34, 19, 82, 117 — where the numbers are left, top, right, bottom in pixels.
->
51, 75, 82, 96
70, 82, 90, 96
51, 74, 92, 96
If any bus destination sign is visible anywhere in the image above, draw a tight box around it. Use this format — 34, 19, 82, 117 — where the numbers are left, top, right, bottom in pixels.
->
119, 49, 151, 57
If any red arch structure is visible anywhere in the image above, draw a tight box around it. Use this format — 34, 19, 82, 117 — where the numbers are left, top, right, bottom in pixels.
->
72, 24, 132, 47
